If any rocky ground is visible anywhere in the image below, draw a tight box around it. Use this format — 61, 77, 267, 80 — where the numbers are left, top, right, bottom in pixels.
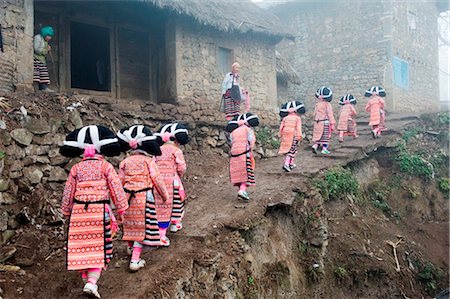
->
0, 93, 448, 299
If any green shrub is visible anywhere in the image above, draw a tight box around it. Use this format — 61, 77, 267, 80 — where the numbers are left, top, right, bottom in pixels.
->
438, 178, 449, 194
255, 126, 279, 149
323, 167, 359, 201
247, 275, 255, 286
395, 152, 434, 181
334, 266, 348, 280
418, 262, 445, 295
438, 111, 450, 125
402, 128, 420, 142
372, 199, 392, 214
0, 151, 5, 159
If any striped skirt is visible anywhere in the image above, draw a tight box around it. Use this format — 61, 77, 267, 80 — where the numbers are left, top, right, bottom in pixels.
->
317, 121, 331, 144
341, 119, 356, 136
33, 58, 50, 84
287, 138, 299, 157
223, 91, 241, 119
142, 191, 161, 246
171, 186, 185, 223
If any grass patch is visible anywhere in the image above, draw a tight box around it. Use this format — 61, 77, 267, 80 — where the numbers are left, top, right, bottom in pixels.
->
322, 167, 360, 200
395, 150, 434, 181
402, 127, 420, 142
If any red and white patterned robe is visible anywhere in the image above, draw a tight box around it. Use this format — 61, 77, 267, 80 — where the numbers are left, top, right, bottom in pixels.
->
155, 143, 187, 223
337, 104, 357, 134
278, 113, 302, 155
119, 152, 169, 246
61, 155, 128, 271
229, 125, 256, 186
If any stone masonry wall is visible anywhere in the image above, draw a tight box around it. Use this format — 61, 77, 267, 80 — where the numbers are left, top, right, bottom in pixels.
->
391, 1, 440, 112
175, 20, 278, 112
274, 0, 392, 113
0, 0, 34, 94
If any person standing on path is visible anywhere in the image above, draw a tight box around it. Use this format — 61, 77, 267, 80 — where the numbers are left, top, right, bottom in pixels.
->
33, 26, 55, 92
312, 86, 336, 154
117, 125, 170, 272
226, 112, 259, 201
221, 62, 249, 120
365, 86, 386, 138
59, 125, 128, 298
337, 94, 358, 142
278, 100, 305, 172
154, 123, 189, 235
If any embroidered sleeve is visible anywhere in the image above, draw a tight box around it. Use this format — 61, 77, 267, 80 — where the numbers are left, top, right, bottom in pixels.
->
327, 103, 336, 125
365, 100, 371, 112
279, 118, 285, 138
148, 160, 170, 202
175, 149, 187, 177
248, 128, 256, 149
61, 165, 77, 216
118, 160, 126, 185
379, 98, 385, 109
350, 105, 357, 116
105, 162, 128, 213
296, 116, 303, 139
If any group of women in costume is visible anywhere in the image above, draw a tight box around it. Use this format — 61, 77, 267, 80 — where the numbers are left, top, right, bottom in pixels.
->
60, 123, 188, 298
59, 60, 387, 297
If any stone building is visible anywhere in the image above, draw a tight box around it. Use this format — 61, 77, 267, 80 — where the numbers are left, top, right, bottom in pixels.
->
0, 0, 291, 111
272, 0, 448, 112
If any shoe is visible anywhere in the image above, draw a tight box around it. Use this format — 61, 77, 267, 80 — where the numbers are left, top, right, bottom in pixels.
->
338, 138, 344, 143
312, 146, 318, 154
238, 190, 250, 200
41, 87, 55, 93
83, 283, 101, 298
282, 164, 291, 172
170, 223, 183, 233
289, 164, 297, 170
129, 259, 146, 272
321, 149, 330, 154
160, 236, 170, 246
371, 130, 376, 139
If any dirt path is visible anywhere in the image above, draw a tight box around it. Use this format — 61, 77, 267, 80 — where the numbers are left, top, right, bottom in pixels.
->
1, 113, 424, 299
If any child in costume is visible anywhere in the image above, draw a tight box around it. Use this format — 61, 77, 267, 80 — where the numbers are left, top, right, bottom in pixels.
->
154, 123, 189, 234
337, 94, 358, 142
312, 86, 336, 154
60, 125, 129, 298
365, 86, 386, 138
226, 113, 259, 200
278, 100, 306, 172
117, 125, 170, 272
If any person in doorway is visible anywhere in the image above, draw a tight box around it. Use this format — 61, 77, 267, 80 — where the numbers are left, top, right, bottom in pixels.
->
221, 62, 249, 120
365, 86, 386, 138
33, 26, 54, 92
59, 125, 128, 298
312, 86, 336, 155
226, 112, 259, 200
117, 125, 170, 272
278, 100, 305, 172
337, 94, 358, 142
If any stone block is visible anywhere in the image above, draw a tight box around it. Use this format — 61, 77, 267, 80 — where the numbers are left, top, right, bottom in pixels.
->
0, 193, 17, 205
24, 144, 50, 156
26, 118, 50, 135
47, 166, 68, 182
10, 128, 32, 146
23, 166, 43, 185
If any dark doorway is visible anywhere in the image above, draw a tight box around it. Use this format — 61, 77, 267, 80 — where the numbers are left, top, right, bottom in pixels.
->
70, 22, 110, 91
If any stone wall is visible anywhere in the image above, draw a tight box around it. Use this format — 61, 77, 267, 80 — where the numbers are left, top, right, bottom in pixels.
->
391, 1, 440, 112
274, 0, 441, 113
175, 19, 278, 112
274, 0, 392, 112
0, 0, 34, 94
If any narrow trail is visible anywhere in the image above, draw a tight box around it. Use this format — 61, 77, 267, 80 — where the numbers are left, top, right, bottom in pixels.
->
9, 113, 421, 299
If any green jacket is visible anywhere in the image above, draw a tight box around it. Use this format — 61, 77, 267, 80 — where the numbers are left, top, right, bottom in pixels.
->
33, 34, 48, 63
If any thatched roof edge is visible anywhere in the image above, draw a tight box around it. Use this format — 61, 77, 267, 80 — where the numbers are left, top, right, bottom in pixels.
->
276, 51, 300, 85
